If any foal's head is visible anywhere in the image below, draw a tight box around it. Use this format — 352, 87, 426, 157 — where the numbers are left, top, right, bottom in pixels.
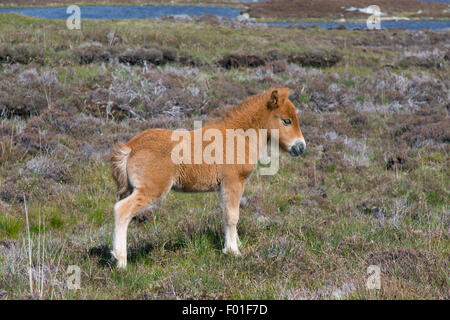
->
266, 88, 306, 157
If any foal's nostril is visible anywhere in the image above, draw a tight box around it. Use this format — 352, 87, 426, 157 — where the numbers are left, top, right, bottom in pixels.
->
290, 141, 306, 157
295, 142, 305, 155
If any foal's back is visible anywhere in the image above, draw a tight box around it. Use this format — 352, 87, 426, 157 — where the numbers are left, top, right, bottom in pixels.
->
122, 127, 224, 195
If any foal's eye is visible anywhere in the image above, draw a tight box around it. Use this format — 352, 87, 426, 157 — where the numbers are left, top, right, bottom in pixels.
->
281, 118, 292, 126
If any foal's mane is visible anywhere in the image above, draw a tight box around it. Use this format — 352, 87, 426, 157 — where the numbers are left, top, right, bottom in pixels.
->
221, 91, 269, 122
219, 88, 291, 123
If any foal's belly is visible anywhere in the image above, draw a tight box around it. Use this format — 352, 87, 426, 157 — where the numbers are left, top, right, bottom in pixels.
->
171, 182, 220, 193
173, 163, 221, 193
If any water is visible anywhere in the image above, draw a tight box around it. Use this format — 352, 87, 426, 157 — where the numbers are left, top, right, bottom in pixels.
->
0, 5, 449, 30
0, 5, 241, 20
265, 20, 450, 30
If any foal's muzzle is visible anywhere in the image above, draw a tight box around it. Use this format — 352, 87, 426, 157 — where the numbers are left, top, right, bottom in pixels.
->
289, 139, 306, 157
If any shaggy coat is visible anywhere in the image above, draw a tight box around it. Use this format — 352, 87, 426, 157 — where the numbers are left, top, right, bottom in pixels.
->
111, 88, 306, 268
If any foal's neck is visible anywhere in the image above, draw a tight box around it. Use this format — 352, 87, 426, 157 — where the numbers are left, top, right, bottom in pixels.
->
223, 103, 269, 131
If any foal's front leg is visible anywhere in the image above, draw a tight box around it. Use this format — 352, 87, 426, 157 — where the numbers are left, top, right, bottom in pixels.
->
220, 180, 244, 256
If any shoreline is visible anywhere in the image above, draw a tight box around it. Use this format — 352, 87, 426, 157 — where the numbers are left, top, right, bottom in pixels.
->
2, 11, 450, 27
1, 1, 449, 22
0, 6, 449, 24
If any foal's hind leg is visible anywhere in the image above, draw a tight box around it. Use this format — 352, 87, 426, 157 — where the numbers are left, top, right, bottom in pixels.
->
220, 180, 244, 256
111, 189, 154, 269
112, 181, 172, 269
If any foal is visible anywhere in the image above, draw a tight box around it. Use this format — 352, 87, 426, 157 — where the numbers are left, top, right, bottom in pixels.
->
110, 88, 306, 269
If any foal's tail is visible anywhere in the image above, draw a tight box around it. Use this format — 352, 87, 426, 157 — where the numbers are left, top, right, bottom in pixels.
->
111, 142, 132, 199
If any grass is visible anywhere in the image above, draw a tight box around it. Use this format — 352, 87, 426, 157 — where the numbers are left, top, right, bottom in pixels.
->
0, 13, 449, 300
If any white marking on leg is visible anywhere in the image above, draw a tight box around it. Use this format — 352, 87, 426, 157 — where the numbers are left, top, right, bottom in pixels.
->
112, 200, 130, 269
223, 208, 240, 256
220, 184, 241, 256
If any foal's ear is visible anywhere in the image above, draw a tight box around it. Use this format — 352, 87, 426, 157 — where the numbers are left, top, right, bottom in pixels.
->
267, 90, 279, 110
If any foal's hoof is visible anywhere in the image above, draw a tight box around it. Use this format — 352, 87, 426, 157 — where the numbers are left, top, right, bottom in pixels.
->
117, 259, 127, 269
110, 251, 127, 269
222, 247, 241, 256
